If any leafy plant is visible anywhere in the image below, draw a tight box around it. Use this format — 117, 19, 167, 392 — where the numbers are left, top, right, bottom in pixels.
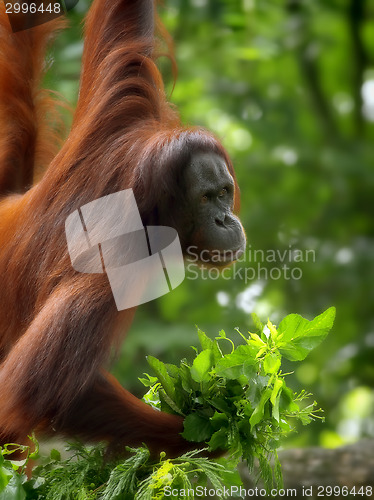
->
142, 307, 336, 490
0, 443, 241, 499
0, 307, 335, 499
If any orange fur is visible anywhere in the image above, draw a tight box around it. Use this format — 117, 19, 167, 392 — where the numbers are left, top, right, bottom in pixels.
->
0, 3, 66, 192
0, 0, 240, 456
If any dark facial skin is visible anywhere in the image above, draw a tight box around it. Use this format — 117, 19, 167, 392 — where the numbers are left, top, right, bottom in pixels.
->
183, 152, 246, 264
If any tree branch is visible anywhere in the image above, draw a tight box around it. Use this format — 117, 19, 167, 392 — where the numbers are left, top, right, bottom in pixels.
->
237, 439, 374, 498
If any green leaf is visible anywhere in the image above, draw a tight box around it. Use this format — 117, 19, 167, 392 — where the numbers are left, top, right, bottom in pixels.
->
182, 413, 213, 442
0, 466, 12, 491
159, 389, 183, 415
0, 472, 26, 500
179, 362, 198, 393
142, 386, 161, 408
147, 356, 176, 400
249, 387, 272, 429
207, 397, 231, 414
190, 349, 214, 383
246, 375, 270, 407
197, 328, 223, 362
165, 363, 180, 379
280, 385, 300, 413
215, 345, 257, 380
243, 358, 257, 379
267, 320, 279, 341
249, 332, 266, 347
271, 378, 283, 422
197, 328, 214, 350
263, 352, 281, 374
138, 373, 158, 387
208, 428, 229, 451
271, 378, 284, 406
50, 449, 61, 461
277, 307, 336, 361
210, 411, 229, 430
272, 394, 281, 422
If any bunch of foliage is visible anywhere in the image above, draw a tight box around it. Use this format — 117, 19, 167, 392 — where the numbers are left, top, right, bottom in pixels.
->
1, 441, 235, 500
0, 307, 335, 499
142, 307, 336, 490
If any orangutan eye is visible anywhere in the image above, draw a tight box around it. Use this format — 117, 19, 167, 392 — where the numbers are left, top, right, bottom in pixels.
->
201, 194, 209, 203
218, 187, 228, 197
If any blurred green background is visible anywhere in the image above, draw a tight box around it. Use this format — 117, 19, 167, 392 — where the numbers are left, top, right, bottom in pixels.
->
49, 0, 374, 449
